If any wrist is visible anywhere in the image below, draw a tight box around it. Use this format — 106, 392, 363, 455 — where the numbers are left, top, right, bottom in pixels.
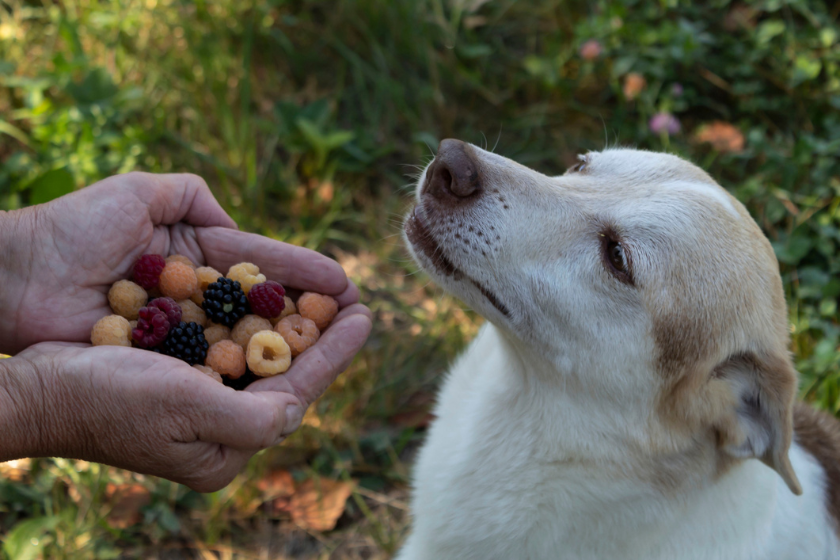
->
0, 355, 46, 461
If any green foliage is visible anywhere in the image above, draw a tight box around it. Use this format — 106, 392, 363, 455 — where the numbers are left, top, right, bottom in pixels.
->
0, 0, 839, 557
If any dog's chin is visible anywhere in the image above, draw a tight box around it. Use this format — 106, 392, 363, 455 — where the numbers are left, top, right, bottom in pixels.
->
404, 205, 511, 320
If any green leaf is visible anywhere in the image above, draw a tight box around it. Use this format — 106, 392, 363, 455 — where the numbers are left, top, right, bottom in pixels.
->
755, 21, 785, 44
27, 169, 76, 205
2, 516, 59, 560
791, 56, 822, 87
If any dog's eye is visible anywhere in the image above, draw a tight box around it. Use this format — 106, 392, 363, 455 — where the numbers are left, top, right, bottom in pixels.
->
570, 156, 587, 173
607, 241, 626, 272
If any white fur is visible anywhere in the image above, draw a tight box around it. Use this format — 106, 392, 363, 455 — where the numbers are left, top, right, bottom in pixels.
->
398, 145, 840, 559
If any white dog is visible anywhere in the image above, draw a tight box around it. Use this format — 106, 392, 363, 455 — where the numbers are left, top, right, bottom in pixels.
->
398, 140, 840, 560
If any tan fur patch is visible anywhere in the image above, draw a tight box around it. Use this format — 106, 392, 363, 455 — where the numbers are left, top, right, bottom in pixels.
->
793, 403, 840, 537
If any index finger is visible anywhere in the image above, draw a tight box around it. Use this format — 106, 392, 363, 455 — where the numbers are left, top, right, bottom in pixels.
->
195, 227, 350, 297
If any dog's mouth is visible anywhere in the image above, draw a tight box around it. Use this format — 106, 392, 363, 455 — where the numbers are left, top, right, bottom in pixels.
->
405, 205, 511, 318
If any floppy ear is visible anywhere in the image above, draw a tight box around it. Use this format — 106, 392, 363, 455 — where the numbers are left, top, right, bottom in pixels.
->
713, 352, 802, 495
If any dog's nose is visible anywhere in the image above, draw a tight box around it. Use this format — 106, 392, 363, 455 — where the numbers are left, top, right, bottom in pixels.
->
426, 139, 481, 200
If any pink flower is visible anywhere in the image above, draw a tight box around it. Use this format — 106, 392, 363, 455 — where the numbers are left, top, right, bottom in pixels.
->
649, 112, 681, 135
671, 83, 684, 97
579, 40, 602, 61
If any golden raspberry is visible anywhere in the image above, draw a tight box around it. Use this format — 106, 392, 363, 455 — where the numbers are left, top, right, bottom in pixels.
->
203, 324, 231, 347
166, 254, 196, 270
108, 280, 148, 320
231, 314, 273, 349
297, 292, 339, 330
191, 266, 223, 305
270, 296, 297, 326
246, 330, 291, 377
178, 299, 207, 327
194, 364, 223, 383
227, 262, 266, 295
91, 315, 132, 347
206, 340, 247, 379
275, 314, 320, 357
159, 262, 198, 301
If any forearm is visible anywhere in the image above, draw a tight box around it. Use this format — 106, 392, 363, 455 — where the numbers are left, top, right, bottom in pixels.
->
0, 355, 45, 461
0, 207, 39, 354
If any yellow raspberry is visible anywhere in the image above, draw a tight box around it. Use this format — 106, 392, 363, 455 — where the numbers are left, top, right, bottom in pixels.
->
177, 299, 207, 327
231, 314, 273, 349
203, 323, 231, 347
297, 292, 339, 330
270, 296, 297, 326
108, 280, 148, 320
166, 254, 196, 270
227, 262, 266, 295
275, 314, 320, 357
246, 330, 291, 377
191, 266, 223, 305
159, 262, 198, 301
206, 340, 247, 379
194, 364, 223, 383
91, 315, 132, 347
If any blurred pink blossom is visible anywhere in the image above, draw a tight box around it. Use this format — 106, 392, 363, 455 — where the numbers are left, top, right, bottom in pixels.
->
649, 112, 681, 135
671, 83, 684, 97
579, 40, 602, 61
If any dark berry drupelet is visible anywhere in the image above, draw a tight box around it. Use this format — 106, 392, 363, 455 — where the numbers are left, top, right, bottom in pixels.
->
158, 322, 209, 365
202, 277, 250, 328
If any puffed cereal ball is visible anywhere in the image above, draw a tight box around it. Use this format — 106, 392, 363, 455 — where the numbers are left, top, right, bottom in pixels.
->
297, 292, 339, 330
91, 315, 132, 347
231, 314, 272, 349
246, 330, 291, 377
178, 299, 207, 327
159, 262, 198, 301
108, 280, 148, 320
227, 262, 266, 295
203, 324, 231, 347
206, 340, 247, 379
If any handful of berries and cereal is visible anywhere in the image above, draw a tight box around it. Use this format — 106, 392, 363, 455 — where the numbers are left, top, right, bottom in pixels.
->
90, 254, 339, 389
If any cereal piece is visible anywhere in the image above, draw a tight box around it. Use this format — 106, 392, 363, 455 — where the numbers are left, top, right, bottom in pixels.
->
191, 266, 223, 305
227, 262, 266, 295
231, 314, 273, 349
166, 254, 196, 269
206, 340, 247, 379
297, 292, 339, 330
194, 365, 224, 383
108, 280, 148, 320
159, 262, 198, 301
246, 330, 291, 377
177, 299, 207, 327
203, 323, 231, 347
91, 315, 132, 347
270, 297, 297, 325
275, 314, 320, 357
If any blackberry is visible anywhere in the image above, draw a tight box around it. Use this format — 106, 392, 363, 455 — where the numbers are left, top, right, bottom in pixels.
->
202, 277, 250, 328
159, 322, 209, 365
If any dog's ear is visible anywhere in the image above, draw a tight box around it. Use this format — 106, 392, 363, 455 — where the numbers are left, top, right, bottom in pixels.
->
713, 352, 802, 495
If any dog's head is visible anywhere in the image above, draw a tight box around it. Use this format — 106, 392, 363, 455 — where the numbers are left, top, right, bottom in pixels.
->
404, 140, 801, 495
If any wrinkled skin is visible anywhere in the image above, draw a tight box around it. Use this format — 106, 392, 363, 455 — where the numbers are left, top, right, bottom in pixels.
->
0, 173, 371, 492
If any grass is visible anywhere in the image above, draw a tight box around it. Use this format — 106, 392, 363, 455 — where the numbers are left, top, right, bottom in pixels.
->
1, 0, 840, 557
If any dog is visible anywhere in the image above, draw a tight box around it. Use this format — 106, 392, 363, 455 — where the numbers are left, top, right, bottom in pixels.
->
398, 140, 840, 559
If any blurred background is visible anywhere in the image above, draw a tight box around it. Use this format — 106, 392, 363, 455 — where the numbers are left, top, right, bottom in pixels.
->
0, 0, 839, 558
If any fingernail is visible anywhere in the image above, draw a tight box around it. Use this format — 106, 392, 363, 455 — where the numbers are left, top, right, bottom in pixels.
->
283, 405, 303, 435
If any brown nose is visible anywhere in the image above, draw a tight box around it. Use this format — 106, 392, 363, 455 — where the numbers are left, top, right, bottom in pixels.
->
426, 139, 481, 200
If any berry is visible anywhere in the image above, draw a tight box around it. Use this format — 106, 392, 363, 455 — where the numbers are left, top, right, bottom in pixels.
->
231, 315, 273, 349
202, 278, 250, 328
147, 297, 182, 327
108, 280, 148, 320
166, 254, 196, 270
270, 296, 297, 326
159, 322, 209, 365
192, 266, 223, 305
227, 262, 266, 295
91, 315, 132, 347
206, 340, 247, 379
275, 314, 320, 357
159, 262, 198, 301
248, 281, 286, 318
246, 330, 291, 377
133, 254, 166, 290
297, 292, 339, 330
133, 307, 171, 348
178, 299, 207, 327
203, 324, 231, 347
194, 364, 224, 383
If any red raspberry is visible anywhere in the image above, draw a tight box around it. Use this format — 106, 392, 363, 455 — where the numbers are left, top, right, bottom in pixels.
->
133, 254, 166, 290
147, 297, 182, 327
132, 306, 171, 348
248, 281, 286, 319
